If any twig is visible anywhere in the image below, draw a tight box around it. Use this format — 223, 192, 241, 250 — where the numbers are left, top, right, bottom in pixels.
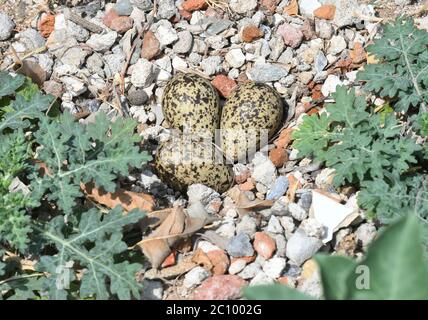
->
64, 9, 103, 34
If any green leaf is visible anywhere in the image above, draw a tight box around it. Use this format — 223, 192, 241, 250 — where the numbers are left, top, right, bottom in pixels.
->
347, 215, 428, 299
244, 284, 314, 300
35, 207, 145, 300
314, 255, 356, 300
30, 111, 152, 214
357, 18, 428, 112
0, 72, 25, 98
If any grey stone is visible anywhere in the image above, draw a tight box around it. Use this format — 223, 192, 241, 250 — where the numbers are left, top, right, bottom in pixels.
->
320, 0, 361, 28
86, 54, 105, 77
300, 218, 325, 239
271, 196, 289, 216
252, 153, 277, 188
315, 20, 333, 40
225, 48, 245, 68
286, 229, 323, 265
131, 58, 155, 88
229, 0, 257, 14
236, 215, 258, 238
0, 12, 15, 40
298, 191, 312, 212
200, 55, 222, 76
130, 0, 153, 11
274, 234, 287, 257
263, 257, 286, 279
104, 53, 125, 77
266, 215, 283, 234
67, 20, 90, 42
156, 0, 177, 20
279, 216, 295, 239
355, 223, 377, 247
86, 31, 117, 52
288, 203, 308, 221
269, 35, 285, 61
206, 19, 233, 36
250, 272, 275, 286
115, 0, 134, 16
226, 233, 254, 257
314, 51, 328, 73
173, 31, 193, 54
15, 28, 45, 51
35, 53, 54, 76
62, 47, 89, 67
141, 279, 164, 300
247, 62, 288, 82
127, 86, 148, 105
152, 20, 178, 47
238, 262, 262, 279
328, 35, 347, 55
183, 266, 211, 288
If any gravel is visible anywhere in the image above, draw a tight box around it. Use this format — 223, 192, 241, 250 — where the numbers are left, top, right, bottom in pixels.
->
131, 58, 155, 88
173, 31, 193, 54
286, 229, 323, 266
226, 233, 255, 257
0, 12, 15, 41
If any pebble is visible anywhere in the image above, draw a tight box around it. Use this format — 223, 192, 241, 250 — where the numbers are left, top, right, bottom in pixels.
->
184, 266, 211, 288
206, 19, 233, 35
315, 19, 333, 39
208, 250, 230, 275
156, 0, 177, 19
299, 191, 312, 211
197, 241, 221, 253
211, 75, 237, 98
131, 0, 153, 11
110, 16, 134, 33
288, 203, 308, 221
314, 4, 336, 20
216, 221, 236, 238
266, 176, 289, 200
131, 58, 155, 88
249, 272, 275, 286
328, 35, 347, 55
266, 216, 283, 234
172, 56, 188, 69
277, 23, 303, 48
270, 196, 289, 216
247, 62, 288, 82
229, 0, 257, 14
254, 232, 276, 259
228, 259, 247, 275
263, 257, 286, 279
225, 48, 246, 68
226, 233, 254, 257
141, 279, 163, 300
87, 31, 117, 52
235, 215, 258, 238
274, 234, 287, 257
300, 218, 325, 239
279, 216, 295, 238
38, 13, 55, 38
238, 262, 262, 279
152, 20, 178, 47
321, 74, 343, 97
355, 223, 377, 247
314, 51, 328, 73
298, 0, 321, 17
0, 12, 15, 41
104, 53, 124, 76
194, 275, 247, 300
200, 55, 222, 76
141, 31, 160, 60
286, 229, 323, 266
173, 30, 193, 54
127, 86, 149, 105
241, 25, 263, 43
15, 28, 46, 52
43, 80, 63, 97
115, 0, 134, 16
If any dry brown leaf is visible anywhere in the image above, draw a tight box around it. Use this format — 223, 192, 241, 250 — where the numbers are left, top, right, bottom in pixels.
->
15, 59, 46, 87
144, 256, 197, 279
81, 182, 155, 213
192, 249, 213, 270
283, 0, 298, 15
226, 185, 274, 216
287, 174, 301, 203
137, 206, 207, 269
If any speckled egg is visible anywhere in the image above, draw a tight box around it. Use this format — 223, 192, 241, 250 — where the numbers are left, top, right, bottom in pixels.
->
155, 138, 233, 193
162, 73, 220, 137
220, 82, 284, 161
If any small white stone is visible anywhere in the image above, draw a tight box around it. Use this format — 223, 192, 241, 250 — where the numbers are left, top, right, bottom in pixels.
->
229, 259, 247, 275
288, 203, 308, 221
267, 215, 284, 234
262, 257, 286, 279
321, 75, 343, 97
86, 31, 117, 52
225, 48, 246, 68
183, 267, 210, 288
131, 58, 155, 88
250, 272, 275, 286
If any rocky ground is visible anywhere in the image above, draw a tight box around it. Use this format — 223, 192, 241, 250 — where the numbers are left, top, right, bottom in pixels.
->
1, 0, 427, 300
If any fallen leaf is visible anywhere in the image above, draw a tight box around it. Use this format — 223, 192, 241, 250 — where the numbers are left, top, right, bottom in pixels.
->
82, 182, 155, 213
283, 0, 298, 16
226, 186, 273, 216
192, 249, 213, 270
137, 206, 207, 268
144, 256, 197, 279
287, 174, 301, 202
15, 60, 46, 87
